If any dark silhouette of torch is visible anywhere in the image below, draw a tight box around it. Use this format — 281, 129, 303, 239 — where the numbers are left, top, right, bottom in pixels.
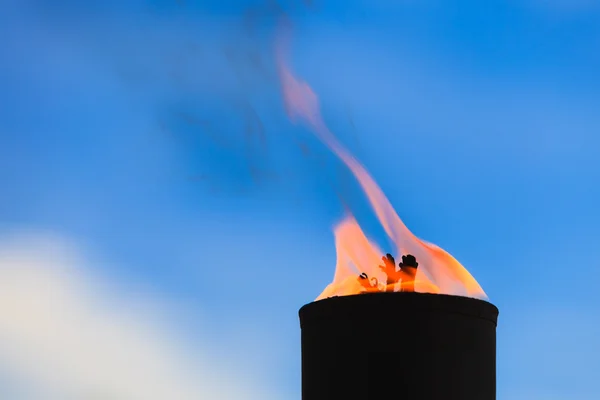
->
299, 256, 499, 400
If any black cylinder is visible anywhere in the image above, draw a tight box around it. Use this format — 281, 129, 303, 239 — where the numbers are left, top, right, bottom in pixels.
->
299, 292, 499, 400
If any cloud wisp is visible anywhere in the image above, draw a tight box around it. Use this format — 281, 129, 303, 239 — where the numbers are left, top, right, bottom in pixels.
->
0, 231, 279, 400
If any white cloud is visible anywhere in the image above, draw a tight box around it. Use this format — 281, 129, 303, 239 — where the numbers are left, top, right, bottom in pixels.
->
0, 231, 280, 400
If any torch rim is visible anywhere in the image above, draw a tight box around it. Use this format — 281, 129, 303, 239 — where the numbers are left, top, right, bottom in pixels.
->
299, 292, 499, 328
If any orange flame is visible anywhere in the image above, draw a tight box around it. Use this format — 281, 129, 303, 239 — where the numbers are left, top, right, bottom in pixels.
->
276, 19, 487, 301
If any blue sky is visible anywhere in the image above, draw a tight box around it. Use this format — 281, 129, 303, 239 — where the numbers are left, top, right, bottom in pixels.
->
1, 0, 599, 399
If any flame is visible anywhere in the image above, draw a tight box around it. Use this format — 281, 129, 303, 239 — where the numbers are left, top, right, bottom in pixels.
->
275, 19, 487, 301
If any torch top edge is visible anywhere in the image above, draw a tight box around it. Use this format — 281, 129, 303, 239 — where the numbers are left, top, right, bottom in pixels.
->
299, 292, 499, 328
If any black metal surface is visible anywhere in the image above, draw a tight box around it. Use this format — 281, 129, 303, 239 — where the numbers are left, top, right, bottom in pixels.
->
299, 292, 499, 400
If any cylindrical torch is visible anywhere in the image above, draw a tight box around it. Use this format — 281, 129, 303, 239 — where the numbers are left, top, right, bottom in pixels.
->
299, 291, 499, 400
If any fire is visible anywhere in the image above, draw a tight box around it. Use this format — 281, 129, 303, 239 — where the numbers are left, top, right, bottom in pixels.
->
275, 19, 487, 301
